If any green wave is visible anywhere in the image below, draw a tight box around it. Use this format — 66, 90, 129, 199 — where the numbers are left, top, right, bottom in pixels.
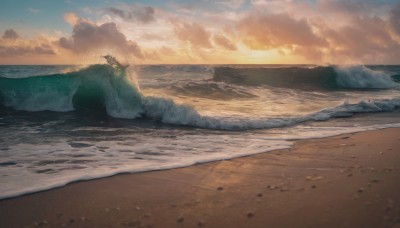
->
0, 64, 142, 118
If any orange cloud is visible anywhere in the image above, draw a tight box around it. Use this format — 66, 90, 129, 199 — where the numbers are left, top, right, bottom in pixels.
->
213, 33, 237, 50
0, 30, 56, 57
235, 3, 400, 64
172, 21, 213, 49
238, 12, 327, 50
64, 12, 79, 26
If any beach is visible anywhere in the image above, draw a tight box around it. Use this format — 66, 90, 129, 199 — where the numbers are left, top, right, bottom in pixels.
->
0, 127, 399, 228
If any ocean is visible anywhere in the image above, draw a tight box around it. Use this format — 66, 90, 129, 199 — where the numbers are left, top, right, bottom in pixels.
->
1, 63, 400, 199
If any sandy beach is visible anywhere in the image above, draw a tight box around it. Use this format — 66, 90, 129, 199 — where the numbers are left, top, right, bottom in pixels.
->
0, 128, 399, 228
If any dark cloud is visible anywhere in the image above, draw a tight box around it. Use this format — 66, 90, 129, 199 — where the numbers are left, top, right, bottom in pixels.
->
3, 29, 19, 40
106, 7, 125, 18
389, 3, 400, 36
105, 6, 155, 23
172, 21, 213, 48
58, 20, 143, 59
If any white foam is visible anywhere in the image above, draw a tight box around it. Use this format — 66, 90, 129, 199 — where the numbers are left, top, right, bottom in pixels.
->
140, 95, 400, 130
2, 122, 400, 200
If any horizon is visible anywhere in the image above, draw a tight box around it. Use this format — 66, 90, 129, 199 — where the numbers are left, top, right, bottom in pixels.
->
1, 0, 400, 65
1, 63, 400, 66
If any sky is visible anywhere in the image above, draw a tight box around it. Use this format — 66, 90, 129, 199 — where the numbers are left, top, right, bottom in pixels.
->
0, 0, 400, 65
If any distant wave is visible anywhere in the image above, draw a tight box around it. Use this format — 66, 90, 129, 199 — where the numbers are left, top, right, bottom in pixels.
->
213, 65, 399, 90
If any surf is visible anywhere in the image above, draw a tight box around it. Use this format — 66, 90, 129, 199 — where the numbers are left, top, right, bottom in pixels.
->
1, 61, 400, 131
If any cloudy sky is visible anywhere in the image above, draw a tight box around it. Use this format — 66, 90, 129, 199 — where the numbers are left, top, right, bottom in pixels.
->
1, 0, 400, 64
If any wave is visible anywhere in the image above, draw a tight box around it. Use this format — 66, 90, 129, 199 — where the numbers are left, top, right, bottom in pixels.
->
335, 65, 398, 89
0, 65, 142, 118
141, 96, 400, 130
213, 65, 399, 90
1, 64, 400, 130
168, 81, 256, 99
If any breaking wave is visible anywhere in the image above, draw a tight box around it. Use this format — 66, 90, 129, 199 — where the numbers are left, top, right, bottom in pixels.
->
140, 96, 400, 130
0, 65, 142, 118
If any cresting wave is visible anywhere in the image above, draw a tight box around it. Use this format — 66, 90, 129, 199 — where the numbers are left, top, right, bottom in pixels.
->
1, 64, 400, 130
0, 65, 142, 118
213, 65, 399, 89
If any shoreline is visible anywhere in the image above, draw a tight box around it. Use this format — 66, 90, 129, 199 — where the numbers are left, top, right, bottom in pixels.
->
0, 128, 399, 227
1, 124, 399, 201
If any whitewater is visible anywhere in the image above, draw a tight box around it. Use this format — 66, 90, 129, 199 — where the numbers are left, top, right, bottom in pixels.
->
0, 63, 400, 199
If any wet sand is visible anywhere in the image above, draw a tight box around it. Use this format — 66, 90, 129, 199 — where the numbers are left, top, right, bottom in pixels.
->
0, 128, 399, 228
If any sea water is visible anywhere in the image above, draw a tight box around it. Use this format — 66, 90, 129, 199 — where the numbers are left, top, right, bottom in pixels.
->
0, 64, 400, 199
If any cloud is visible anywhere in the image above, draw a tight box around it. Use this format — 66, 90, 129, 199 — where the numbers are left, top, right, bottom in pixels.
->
237, 12, 327, 50
213, 33, 237, 50
317, 16, 400, 63
2, 29, 19, 40
64, 12, 79, 26
105, 5, 156, 23
389, 3, 400, 36
58, 18, 143, 59
0, 30, 56, 57
159, 46, 176, 56
234, 2, 400, 64
0, 44, 55, 57
172, 21, 213, 48
2, 1, 400, 64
